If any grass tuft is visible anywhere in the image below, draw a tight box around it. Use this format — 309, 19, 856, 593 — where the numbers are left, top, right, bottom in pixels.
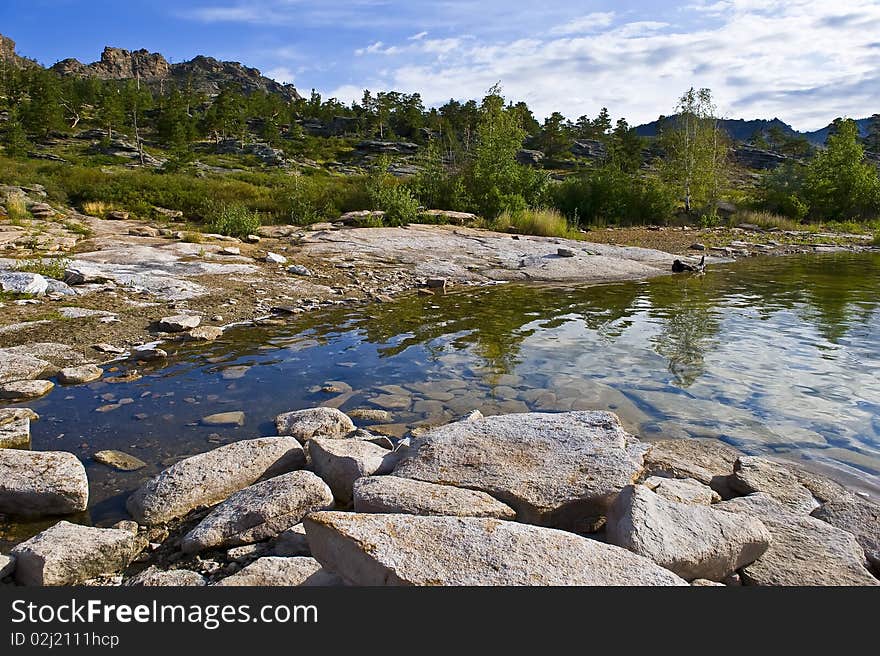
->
491, 208, 583, 240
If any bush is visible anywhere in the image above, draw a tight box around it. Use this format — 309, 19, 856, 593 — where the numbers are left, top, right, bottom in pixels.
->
492, 208, 580, 239
370, 183, 420, 226
756, 163, 809, 220
4, 195, 30, 223
202, 202, 261, 238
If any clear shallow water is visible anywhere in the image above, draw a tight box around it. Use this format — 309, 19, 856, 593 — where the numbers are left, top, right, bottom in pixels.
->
3, 252, 879, 544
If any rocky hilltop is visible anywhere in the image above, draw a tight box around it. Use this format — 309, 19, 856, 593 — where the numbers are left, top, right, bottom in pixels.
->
0, 34, 36, 68
50, 45, 302, 100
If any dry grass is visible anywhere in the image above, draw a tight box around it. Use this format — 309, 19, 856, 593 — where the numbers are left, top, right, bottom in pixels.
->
4, 195, 30, 224
492, 208, 583, 240
730, 210, 815, 232
81, 200, 112, 218
181, 231, 204, 244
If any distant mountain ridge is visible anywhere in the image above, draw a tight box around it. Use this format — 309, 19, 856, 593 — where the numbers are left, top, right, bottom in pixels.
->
0, 33, 301, 101
634, 115, 872, 146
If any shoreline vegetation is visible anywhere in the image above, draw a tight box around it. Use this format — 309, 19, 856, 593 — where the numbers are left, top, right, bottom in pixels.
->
1, 36, 879, 587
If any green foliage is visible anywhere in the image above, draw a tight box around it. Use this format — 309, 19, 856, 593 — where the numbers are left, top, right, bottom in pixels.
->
550, 167, 677, 226
202, 201, 261, 238
537, 112, 573, 161
492, 208, 580, 239
371, 183, 420, 226
756, 163, 810, 220
2, 106, 30, 157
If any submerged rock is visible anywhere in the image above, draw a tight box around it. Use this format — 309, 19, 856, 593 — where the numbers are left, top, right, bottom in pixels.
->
716, 493, 878, 586
606, 485, 770, 581
93, 450, 147, 472
126, 437, 305, 525
305, 512, 688, 586
0, 450, 89, 517
353, 476, 516, 519
181, 471, 334, 553
308, 438, 393, 504
393, 411, 646, 529
275, 407, 355, 442
201, 411, 245, 427
214, 557, 342, 586
12, 521, 146, 586
57, 364, 103, 385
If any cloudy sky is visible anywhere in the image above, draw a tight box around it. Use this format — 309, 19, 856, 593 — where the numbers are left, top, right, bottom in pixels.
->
3, 0, 879, 130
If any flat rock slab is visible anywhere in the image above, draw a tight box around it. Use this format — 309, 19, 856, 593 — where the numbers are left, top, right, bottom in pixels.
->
607, 485, 770, 582
215, 557, 342, 586
181, 471, 334, 553
305, 512, 688, 586
730, 456, 819, 514
126, 566, 206, 586
94, 450, 147, 472
308, 438, 394, 504
716, 494, 878, 586
812, 497, 880, 571
353, 476, 516, 519
0, 379, 54, 400
643, 476, 720, 505
644, 438, 741, 488
0, 350, 49, 384
126, 437, 305, 525
58, 364, 103, 385
12, 521, 146, 586
0, 271, 48, 295
393, 411, 647, 529
0, 416, 30, 449
0, 450, 88, 517
275, 407, 354, 442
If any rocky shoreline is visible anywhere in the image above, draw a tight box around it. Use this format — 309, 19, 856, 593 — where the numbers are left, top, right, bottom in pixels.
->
1, 407, 877, 586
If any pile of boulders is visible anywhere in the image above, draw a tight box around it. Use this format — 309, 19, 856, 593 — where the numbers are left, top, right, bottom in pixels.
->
1, 407, 877, 587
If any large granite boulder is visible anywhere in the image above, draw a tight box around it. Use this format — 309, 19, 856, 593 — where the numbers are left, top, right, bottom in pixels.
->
0, 450, 89, 517
126, 437, 305, 525
275, 407, 355, 442
353, 476, 516, 519
393, 411, 647, 529
606, 485, 770, 581
716, 494, 878, 586
12, 521, 146, 586
643, 438, 741, 490
811, 497, 880, 573
304, 512, 687, 586
181, 471, 334, 553
730, 456, 819, 514
308, 438, 394, 504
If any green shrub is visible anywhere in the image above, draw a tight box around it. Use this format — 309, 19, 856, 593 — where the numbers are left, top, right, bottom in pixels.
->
371, 184, 420, 226
15, 257, 70, 280
492, 208, 581, 239
202, 202, 261, 238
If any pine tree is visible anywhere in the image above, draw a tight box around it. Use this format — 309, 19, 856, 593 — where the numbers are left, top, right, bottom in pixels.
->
864, 114, 880, 153
2, 106, 30, 157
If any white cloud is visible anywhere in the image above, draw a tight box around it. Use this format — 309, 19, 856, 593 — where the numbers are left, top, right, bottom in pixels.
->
550, 12, 616, 35
408, 31, 429, 40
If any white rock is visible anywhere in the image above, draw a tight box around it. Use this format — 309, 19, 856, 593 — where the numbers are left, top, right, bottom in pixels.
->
0, 271, 49, 295
0, 450, 89, 517
126, 437, 305, 525
157, 314, 201, 332
730, 456, 819, 514
305, 512, 688, 586
265, 252, 288, 265
0, 349, 49, 384
0, 379, 54, 400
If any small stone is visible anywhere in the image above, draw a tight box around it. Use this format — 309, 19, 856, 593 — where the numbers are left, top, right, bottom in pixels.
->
157, 314, 201, 332
730, 456, 819, 514
201, 411, 245, 427
288, 264, 312, 276
94, 450, 147, 472
219, 247, 241, 256
126, 566, 206, 587
275, 407, 355, 442
347, 408, 392, 422
186, 326, 223, 341
245, 235, 261, 244
425, 277, 447, 289
58, 364, 103, 385
265, 252, 287, 265
93, 343, 125, 355
132, 347, 167, 362
557, 248, 576, 257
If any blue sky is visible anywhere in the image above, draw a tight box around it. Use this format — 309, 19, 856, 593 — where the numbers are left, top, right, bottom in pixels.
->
2, 0, 879, 130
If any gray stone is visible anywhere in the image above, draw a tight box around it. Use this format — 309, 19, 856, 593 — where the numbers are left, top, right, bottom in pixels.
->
226, 543, 268, 562
309, 438, 393, 504
811, 497, 880, 571
0, 554, 15, 578
0, 271, 48, 295
0, 450, 88, 517
181, 471, 333, 553
305, 512, 687, 586
93, 450, 147, 472
347, 408, 392, 422
0, 379, 54, 400
643, 476, 720, 505
271, 524, 310, 556
0, 350, 49, 384
288, 264, 312, 276
393, 411, 646, 529
716, 494, 878, 586
186, 326, 223, 341
132, 347, 167, 361
0, 416, 30, 449
557, 248, 576, 257
265, 252, 287, 265
606, 485, 770, 581
12, 521, 146, 586
353, 476, 516, 519
126, 566, 206, 587
644, 438, 741, 489
201, 411, 245, 427
214, 557, 342, 586
126, 437, 305, 525
275, 407, 354, 442
58, 364, 103, 384
730, 456, 819, 514
691, 578, 724, 586
157, 314, 201, 332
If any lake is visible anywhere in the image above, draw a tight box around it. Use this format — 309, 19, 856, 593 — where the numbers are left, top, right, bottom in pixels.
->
3, 251, 879, 545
